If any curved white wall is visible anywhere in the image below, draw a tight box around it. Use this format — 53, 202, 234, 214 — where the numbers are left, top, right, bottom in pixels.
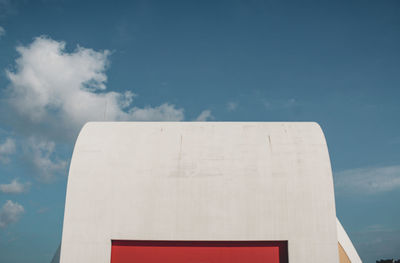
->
60, 122, 339, 263
337, 218, 362, 263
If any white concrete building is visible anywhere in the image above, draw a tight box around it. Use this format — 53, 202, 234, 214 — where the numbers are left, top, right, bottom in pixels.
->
60, 122, 362, 263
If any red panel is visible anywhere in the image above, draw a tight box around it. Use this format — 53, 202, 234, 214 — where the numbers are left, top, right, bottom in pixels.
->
111, 240, 288, 263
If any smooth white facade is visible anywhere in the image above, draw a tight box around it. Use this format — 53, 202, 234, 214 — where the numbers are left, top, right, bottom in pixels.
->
337, 219, 362, 263
60, 122, 341, 263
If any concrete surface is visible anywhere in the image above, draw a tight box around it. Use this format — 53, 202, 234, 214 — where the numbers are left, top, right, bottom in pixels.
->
60, 122, 340, 263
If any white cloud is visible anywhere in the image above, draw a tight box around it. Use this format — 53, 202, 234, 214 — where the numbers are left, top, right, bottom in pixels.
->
0, 137, 16, 163
226, 101, 238, 112
5, 36, 184, 140
0, 179, 30, 194
0, 36, 196, 183
334, 165, 400, 194
0, 200, 24, 228
195, 109, 213, 121
0, 26, 5, 37
25, 137, 67, 182
128, 103, 185, 121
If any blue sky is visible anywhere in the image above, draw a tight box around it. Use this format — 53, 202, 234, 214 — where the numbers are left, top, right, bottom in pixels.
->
0, 0, 399, 262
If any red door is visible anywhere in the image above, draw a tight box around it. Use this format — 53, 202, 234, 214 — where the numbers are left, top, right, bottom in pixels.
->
111, 240, 288, 263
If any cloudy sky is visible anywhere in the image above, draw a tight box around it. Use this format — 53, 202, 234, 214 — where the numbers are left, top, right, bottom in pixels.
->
0, 0, 399, 262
